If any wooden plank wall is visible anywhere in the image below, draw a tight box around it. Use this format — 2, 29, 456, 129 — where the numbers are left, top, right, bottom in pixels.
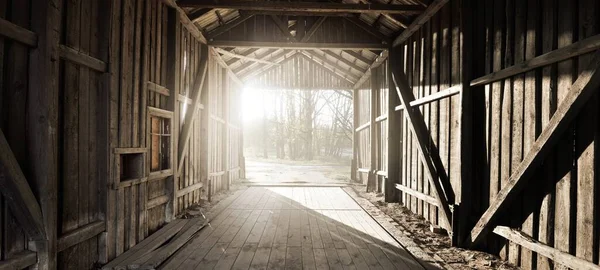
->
471, 0, 600, 268
0, 0, 36, 263
355, 79, 371, 184
175, 20, 205, 215
249, 55, 354, 90
374, 62, 389, 192
389, 0, 462, 232
57, 0, 110, 268
216, 16, 380, 44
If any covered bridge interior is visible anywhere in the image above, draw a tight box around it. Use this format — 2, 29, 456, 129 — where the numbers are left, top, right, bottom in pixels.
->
1, 0, 600, 269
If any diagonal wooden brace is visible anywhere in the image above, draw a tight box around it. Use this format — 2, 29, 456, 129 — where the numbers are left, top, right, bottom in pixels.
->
467, 49, 600, 248
0, 129, 46, 240
390, 59, 454, 230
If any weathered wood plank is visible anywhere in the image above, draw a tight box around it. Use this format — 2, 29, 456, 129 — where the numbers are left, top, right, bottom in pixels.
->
0, 17, 37, 47
468, 49, 600, 248
57, 221, 105, 252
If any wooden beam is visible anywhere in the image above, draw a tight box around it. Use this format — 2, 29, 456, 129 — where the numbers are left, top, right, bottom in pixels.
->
392, 0, 449, 47
395, 184, 438, 206
471, 33, 600, 87
188, 8, 212, 22
345, 16, 391, 44
307, 50, 363, 76
209, 40, 388, 49
226, 48, 259, 66
386, 48, 400, 202
210, 47, 244, 86
0, 251, 37, 270
390, 62, 453, 230
493, 226, 600, 270
467, 50, 600, 248
367, 67, 378, 192
59, 45, 107, 72
0, 129, 46, 240
147, 81, 170, 96
394, 85, 461, 110
298, 53, 357, 84
206, 13, 254, 39
0, 17, 37, 47
57, 221, 105, 252
241, 51, 298, 80
177, 46, 208, 174
162, 0, 207, 43
178, 1, 425, 14
353, 50, 388, 89
234, 49, 282, 75
343, 49, 373, 65
301, 51, 360, 82
244, 10, 351, 17
270, 15, 296, 41
302, 16, 327, 42
214, 47, 280, 65
320, 50, 367, 73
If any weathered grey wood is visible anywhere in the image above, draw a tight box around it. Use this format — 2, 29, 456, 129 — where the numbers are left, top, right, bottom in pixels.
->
177, 46, 208, 174
345, 16, 390, 43
178, 1, 425, 14
162, 0, 207, 43
0, 17, 37, 47
302, 51, 360, 81
176, 181, 204, 197
207, 14, 254, 39
395, 184, 438, 207
367, 68, 378, 192
301, 17, 327, 43
343, 50, 372, 65
387, 51, 400, 202
392, 0, 448, 47
209, 40, 388, 50
57, 221, 105, 252
353, 50, 388, 89
147, 194, 169, 209
493, 226, 600, 270
471, 33, 600, 87
390, 63, 453, 230
146, 81, 170, 96
394, 85, 461, 111
214, 47, 280, 65
468, 50, 600, 248
58, 44, 107, 72
0, 251, 37, 270
0, 129, 46, 240
297, 53, 357, 84
318, 49, 367, 73
270, 15, 296, 41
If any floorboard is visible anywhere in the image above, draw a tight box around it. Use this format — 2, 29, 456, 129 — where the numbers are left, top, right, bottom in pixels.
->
162, 187, 424, 270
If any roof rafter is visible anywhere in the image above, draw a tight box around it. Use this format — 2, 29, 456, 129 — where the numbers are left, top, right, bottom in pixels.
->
315, 49, 367, 73
298, 53, 357, 84
242, 51, 299, 80
226, 48, 260, 66
344, 16, 391, 44
178, 1, 425, 14
214, 47, 280, 65
303, 50, 361, 79
206, 13, 254, 39
234, 48, 283, 74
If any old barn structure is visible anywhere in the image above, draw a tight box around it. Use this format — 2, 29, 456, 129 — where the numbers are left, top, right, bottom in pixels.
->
1, 0, 600, 269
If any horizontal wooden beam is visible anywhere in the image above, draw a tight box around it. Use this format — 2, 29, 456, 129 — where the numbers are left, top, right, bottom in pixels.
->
0, 17, 37, 47
344, 16, 391, 44
209, 40, 389, 50
395, 184, 439, 206
177, 182, 204, 197
58, 221, 105, 252
0, 129, 46, 240
0, 251, 37, 270
59, 45, 107, 72
471, 33, 600, 87
467, 50, 600, 248
355, 121, 371, 132
178, 1, 425, 14
395, 85, 461, 110
244, 10, 352, 17
393, 0, 448, 47
493, 226, 600, 270
147, 81, 170, 96
147, 194, 170, 209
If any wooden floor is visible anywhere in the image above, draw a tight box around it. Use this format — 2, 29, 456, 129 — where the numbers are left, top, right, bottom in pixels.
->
161, 187, 424, 270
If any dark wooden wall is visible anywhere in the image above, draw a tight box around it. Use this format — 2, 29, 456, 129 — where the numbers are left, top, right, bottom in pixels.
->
0, 0, 37, 263
0, 0, 244, 269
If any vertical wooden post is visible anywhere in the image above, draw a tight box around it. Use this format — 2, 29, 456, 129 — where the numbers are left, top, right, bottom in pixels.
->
386, 49, 401, 202
352, 88, 359, 182
27, 0, 61, 268
368, 68, 378, 192
166, 7, 180, 221
201, 45, 211, 201
223, 71, 230, 190
456, 0, 473, 247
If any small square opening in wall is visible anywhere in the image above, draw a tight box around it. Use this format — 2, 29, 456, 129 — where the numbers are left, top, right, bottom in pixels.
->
120, 153, 144, 181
